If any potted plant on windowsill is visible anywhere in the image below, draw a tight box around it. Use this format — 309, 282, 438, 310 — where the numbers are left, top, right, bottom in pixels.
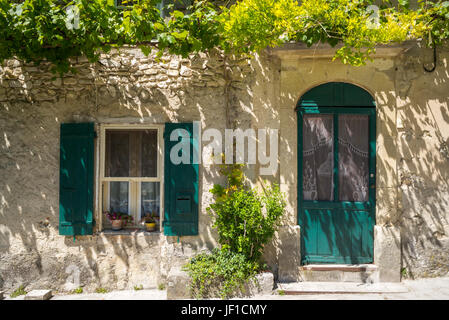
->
142, 213, 157, 232
105, 212, 133, 231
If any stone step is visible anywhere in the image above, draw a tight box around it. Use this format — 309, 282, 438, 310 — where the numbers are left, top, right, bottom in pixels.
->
278, 281, 408, 295
298, 264, 379, 283
24, 290, 53, 300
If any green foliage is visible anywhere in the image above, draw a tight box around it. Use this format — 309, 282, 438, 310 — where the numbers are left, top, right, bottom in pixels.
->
417, 0, 449, 46
133, 284, 144, 290
95, 287, 108, 293
0, 1, 448, 74
182, 248, 260, 299
221, 0, 426, 65
0, 0, 220, 74
157, 0, 222, 57
401, 267, 408, 278
10, 285, 27, 298
207, 164, 286, 262
72, 287, 83, 294
1, 0, 133, 74
183, 164, 285, 299
158, 283, 165, 290
208, 186, 286, 261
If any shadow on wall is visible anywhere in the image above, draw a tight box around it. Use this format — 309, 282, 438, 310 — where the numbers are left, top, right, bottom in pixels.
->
1, 43, 449, 293
0, 49, 253, 292
265, 42, 449, 279
394, 45, 449, 278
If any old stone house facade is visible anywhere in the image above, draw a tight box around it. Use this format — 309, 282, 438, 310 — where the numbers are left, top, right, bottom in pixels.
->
0, 41, 448, 293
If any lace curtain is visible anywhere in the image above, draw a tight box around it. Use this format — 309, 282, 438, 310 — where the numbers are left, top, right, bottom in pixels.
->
302, 114, 369, 202
338, 115, 369, 202
302, 115, 334, 201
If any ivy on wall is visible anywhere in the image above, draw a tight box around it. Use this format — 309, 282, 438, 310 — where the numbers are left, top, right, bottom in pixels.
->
0, 0, 448, 74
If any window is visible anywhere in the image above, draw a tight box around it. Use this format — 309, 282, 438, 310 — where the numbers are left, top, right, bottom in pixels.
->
99, 125, 164, 231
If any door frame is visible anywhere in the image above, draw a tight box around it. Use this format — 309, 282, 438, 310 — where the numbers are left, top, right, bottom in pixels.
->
296, 82, 377, 265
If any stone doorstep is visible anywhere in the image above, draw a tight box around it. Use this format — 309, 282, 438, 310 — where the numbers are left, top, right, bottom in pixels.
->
298, 264, 380, 283
277, 282, 408, 295
300, 264, 378, 272
24, 290, 53, 300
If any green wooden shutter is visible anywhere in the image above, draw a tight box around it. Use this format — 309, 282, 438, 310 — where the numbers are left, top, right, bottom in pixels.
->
59, 123, 95, 236
163, 123, 199, 236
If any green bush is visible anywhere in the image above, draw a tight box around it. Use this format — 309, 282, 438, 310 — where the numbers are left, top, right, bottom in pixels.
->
184, 163, 286, 299
183, 248, 260, 299
208, 184, 285, 262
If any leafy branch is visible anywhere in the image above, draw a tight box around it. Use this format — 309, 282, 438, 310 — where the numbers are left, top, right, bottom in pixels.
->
0, 0, 448, 74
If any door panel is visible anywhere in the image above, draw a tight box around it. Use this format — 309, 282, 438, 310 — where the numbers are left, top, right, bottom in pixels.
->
302, 208, 334, 259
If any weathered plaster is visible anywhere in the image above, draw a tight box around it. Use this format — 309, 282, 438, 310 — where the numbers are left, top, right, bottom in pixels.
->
1, 42, 449, 293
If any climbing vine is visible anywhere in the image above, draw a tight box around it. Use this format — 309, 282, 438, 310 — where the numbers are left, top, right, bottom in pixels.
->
0, 0, 448, 74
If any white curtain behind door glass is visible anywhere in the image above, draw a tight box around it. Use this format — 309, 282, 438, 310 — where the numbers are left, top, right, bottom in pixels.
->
338, 115, 369, 202
303, 115, 334, 201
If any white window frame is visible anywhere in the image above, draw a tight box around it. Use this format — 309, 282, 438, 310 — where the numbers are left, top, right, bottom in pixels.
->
96, 123, 164, 231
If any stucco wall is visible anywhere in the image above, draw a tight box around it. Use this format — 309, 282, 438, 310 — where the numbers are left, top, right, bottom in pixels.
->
273, 42, 449, 279
1, 42, 449, 293
0, 48, 257, 292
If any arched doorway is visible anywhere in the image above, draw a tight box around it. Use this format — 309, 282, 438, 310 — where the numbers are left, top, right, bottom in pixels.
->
297, 82, 376, 264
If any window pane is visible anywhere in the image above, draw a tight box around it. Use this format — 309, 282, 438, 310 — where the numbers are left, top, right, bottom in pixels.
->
105, 129, 158, 177
109, 181, 129, 214
338, 115, 369, 202
141, 130, 158, 177
106, 131, 130, 177
303, 115, 334, 201
141, 182, 160, 220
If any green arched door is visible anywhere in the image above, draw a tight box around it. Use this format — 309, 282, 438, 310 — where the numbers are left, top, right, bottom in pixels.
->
297, 82, 376, 264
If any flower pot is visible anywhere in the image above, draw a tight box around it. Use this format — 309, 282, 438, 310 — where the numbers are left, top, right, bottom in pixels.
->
145, 222, 156, 232
111, 220, 123, 231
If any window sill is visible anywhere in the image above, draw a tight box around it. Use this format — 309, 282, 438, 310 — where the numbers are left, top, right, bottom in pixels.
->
99, 229, 162, 236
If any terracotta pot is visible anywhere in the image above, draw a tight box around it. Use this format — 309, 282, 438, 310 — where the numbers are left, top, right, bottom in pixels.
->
111, 219, 123, 231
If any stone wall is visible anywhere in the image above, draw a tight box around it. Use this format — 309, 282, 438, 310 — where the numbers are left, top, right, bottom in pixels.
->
0, 47, 260, 293
394, 45, 449, 278
1, 42, 449, 293
272, 42, 449, 279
